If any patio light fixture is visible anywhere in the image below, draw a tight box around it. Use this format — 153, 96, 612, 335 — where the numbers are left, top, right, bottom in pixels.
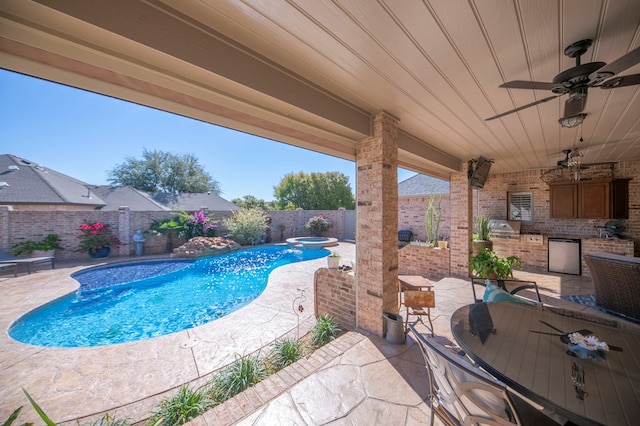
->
568, 148, 584, 181
559, 113, 586, 128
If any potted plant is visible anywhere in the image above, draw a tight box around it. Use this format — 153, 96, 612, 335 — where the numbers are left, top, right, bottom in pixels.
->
472, 216, 493, 256
10, 234, 63, 258
77, 222, 121, 258
327, 251, 341, 269
470, 248, 522, 280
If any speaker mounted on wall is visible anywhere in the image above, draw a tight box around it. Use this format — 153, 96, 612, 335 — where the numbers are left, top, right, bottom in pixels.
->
468, 156, 493, 188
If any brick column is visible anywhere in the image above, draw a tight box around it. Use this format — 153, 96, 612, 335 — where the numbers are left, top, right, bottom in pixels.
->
0, 205, 11, 250
118, 206, 131, 257
356, 111, 398, 336
296, 208, 305, 236
449, 164, 472, 277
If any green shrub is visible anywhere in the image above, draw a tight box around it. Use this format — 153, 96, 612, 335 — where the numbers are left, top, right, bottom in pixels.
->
10, 234, 63, 256
222, 208, 269, 245
304, 215, 332, 236
268, 337, 303, 372
148, 385, 212, 426
208, 354, 266, 403
311, 314, 340, 347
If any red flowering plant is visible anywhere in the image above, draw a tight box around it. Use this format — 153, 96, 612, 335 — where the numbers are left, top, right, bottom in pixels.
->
76, 222, 121, 253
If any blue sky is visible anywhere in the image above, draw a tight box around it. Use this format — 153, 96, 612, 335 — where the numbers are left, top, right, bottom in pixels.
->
0, 69, 415, 201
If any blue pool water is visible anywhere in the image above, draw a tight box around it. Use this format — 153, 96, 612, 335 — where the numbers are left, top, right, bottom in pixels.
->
9, 246, 329, 348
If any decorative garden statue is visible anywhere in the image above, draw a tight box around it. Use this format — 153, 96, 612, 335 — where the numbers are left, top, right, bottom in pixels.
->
132, 229, 146, 256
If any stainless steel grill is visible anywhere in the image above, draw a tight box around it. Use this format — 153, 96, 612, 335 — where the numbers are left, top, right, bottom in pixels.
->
489, 220, 521, 240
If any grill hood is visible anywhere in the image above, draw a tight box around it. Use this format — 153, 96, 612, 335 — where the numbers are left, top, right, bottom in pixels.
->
489, 220, 521, 240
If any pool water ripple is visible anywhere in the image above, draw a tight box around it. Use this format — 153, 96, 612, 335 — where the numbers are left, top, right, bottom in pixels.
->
9, 246, 328, 347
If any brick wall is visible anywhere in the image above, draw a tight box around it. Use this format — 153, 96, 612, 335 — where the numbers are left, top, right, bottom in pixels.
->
0, 207, 353, 261
398, 194, 451, 241
399, 160, 639, 277
476, 161, 639, 255
315, 245, 451, 331
397, 245, 450, 279
314, 268, 356, 330
267, 208, 346, 243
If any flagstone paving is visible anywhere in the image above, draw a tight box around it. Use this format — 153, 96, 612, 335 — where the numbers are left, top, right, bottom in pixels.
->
0, 242, 617, 425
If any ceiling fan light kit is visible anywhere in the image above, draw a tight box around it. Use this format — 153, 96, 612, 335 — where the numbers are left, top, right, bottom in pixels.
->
559, 113, 586, 128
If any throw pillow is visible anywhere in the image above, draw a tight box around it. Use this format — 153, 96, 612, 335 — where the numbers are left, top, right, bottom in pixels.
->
482, 280, 538, 305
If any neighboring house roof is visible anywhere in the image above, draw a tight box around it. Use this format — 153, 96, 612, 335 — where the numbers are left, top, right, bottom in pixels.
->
398, 174, 450, 196
90, 186, 172, 211
151, 192, 240, 211
0, 154, 106, 208
0, 154, 240, 211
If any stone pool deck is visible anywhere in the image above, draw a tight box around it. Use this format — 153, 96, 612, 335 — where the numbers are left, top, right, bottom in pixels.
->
0, 243, 356, 424
0, 241, 625, 425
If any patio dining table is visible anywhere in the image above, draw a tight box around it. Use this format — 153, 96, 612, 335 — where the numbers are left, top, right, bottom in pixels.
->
451, 302, 640, 426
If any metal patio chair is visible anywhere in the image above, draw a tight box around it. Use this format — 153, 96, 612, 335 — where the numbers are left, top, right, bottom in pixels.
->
409, 323, 522, 426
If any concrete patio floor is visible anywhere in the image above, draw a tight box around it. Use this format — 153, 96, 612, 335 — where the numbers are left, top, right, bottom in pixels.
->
0, 242, 619, 425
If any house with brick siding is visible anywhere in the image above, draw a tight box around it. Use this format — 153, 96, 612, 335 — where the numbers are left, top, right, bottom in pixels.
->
398, 174, 451, 242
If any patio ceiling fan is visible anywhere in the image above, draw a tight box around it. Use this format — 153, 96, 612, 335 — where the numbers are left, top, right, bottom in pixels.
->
540, 148, 615, 183
486, 39, 640, 126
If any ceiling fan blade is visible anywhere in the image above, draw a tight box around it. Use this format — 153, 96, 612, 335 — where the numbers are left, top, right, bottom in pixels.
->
599, 73, 640, 89
590, 46, 640, 84
564, 91, 588, 117
500, 80, 558, 90
486, 95, 559, 121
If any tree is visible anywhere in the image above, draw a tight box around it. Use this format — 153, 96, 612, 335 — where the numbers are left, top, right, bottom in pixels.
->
273, 171, 355, 210
107, 149, 221, 194
231, 195, 280, 210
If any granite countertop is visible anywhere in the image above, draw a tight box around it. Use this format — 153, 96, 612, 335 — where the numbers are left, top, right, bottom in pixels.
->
495, 235, 632, 242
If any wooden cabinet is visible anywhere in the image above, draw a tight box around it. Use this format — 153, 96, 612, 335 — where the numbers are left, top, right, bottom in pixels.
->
550, 184, 577, 218
549, 179, 629, 219
579, 181, 609, 218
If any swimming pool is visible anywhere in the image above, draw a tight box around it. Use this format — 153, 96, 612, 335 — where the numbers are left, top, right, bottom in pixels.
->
9, 246, 329, 348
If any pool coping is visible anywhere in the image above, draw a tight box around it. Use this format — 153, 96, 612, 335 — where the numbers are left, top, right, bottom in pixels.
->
286, 237, 339, 250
